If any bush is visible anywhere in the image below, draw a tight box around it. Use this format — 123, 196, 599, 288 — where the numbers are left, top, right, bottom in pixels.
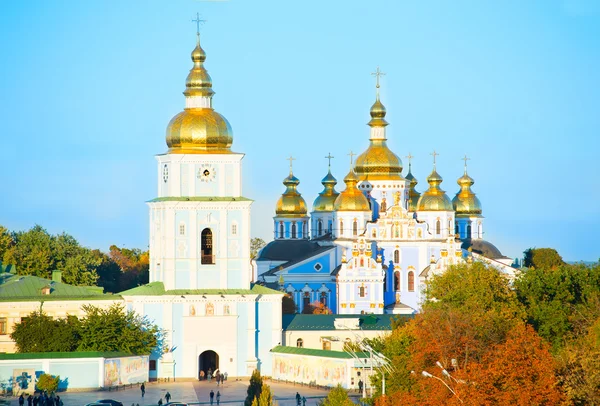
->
36, 374, 59, 393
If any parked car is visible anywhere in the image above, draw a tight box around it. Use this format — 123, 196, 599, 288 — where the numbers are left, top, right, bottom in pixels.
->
95, 400, 124, 406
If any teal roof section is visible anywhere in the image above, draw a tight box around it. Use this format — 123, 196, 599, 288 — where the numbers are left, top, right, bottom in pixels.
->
0, 272, 120, 302
0, 351, 134, 360
119, 282, 283, 296
148, 197, 253, 203
270, 345, 369, 359
282, 314, 411, 331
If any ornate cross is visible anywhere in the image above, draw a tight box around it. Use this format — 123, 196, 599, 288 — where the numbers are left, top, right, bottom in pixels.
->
462, 154, 470, 171
192, 13, 206, 37
405, 153, 414, 168
325, 153, 334, 169
348, 151, 356, 167
371, 66, 386, 89
287, 155, 296, 174
430, 150, 439, 166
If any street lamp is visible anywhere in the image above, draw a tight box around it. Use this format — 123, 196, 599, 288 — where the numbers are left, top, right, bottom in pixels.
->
422, 371, 463, 404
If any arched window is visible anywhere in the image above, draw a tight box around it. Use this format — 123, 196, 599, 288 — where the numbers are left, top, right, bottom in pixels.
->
436, 219, 441, 235
408, 271, 415, 292
381, 200, 387, 212
467, 223, 472, 238
394, 249, 400, 264
359, 286, 365, 298
340, 220, 344, 236
201, 228, 214, 264
291, 223, 297, 239
394, 271, 400, 291
303, 291, 310, 309
296, 338, 303, 348
279, 222, 284, 239
353, 220, 358, 236
320, 291, 327, 305
317, 219, 323, 236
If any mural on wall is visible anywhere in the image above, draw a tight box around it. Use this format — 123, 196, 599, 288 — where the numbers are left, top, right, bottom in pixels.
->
11, 369, 35, 393
273, 355, 348, 387
104, 356, 149, 387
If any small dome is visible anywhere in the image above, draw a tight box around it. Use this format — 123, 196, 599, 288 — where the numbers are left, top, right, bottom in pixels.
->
417, 168, 453, 211
452, 168, 482, 216
334, 170, 371, 211
368, 99, 388, 127
276, 174, 307, 217
405, 166, 421, 212
461, 239, 505, 260
313, 171, 340, 212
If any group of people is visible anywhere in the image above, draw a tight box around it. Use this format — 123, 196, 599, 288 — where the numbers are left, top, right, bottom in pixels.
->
18, 392, 63, 406
199, 368, 227, 384
209, 389, 221, 405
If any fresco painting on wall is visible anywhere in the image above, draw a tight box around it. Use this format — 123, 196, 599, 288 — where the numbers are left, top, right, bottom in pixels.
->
104, 356, 149, 387
273, 354, 347, 387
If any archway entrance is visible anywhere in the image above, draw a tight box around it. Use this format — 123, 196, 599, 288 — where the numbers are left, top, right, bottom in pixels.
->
199, 350, 219, 380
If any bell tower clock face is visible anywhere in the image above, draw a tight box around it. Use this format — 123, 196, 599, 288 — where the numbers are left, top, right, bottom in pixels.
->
197, 165, 216, 182
163, 164, 169, 183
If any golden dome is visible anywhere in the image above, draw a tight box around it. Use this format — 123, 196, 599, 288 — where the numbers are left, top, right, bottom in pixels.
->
452, 169, 482, 216
354, 96, 403, 181
417, 168, 453, 211
334, 170, 371, 211
276, 174, 308, 217
405, 163, 421, 212
165, 37, 233, 154
313, 170, 340, 212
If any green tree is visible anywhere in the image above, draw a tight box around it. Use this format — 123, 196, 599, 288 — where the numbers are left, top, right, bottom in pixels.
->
250, 238, 266, 260
319, 384, 353, 406
282, 295, 296, 314
523, 248, 565, 270
77, 303, 164, 355
10, 311, 80, 353
251, 383, 276, 406
36, 374, 60, 393
245, 369, 263, 406
0, 225, 14, 262
3, 225, 54, 278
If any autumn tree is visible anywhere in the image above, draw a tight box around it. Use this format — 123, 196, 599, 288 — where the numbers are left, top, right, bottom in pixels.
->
251, 382, 276, 406
302, 301, 332, 315
250, 238, 266, 259
319, 384, 353, 406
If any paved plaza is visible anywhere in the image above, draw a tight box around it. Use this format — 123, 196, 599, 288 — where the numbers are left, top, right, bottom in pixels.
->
0, 380, 362, 405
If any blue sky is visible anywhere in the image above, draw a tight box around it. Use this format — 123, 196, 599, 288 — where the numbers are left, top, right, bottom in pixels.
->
1, 0, 599, 261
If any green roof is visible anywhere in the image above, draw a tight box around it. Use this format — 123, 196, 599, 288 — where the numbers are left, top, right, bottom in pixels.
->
148, 197, 253, 203
271, 345, 369, 359
0, 273, 121, 302
0, 351, 134, 360
282, 314, 411, 331
119, 282, 283, 296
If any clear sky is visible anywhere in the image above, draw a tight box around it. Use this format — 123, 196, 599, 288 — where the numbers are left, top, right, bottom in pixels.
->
1, 0, 599, 262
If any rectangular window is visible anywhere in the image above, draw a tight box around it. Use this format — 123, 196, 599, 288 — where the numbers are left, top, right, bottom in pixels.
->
322, 341, 331, 351
179, 224, 185, 236
149, 360, 156, 371
0, 318, 6, 335
231, 224, 237, 235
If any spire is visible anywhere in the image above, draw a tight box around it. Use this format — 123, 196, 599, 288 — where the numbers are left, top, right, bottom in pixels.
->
405, 153, 421, 212
185, 13, 214, 102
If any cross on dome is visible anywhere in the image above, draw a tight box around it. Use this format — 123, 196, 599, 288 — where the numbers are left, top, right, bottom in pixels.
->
371, 66, 386, 99
406, 153, 414, 167
462, 154, 470, 173
287, 155, 296, 174
431, 150, 439, 167
325, 153, 334, 169
192, 12, 206, 39
348, 151, 356, 167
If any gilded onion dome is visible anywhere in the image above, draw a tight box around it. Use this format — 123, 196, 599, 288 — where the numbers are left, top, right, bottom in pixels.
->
166, 35, 233, 154
313, 170, 340, 212
452, 165, 482, 216
354, 92, 403, 181
405, 161, 421, 212
417, 166, 453, 211
334, 169, 371, 211
276, 173, 308, 217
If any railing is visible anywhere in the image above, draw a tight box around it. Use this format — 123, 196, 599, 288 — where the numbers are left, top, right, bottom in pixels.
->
201, 255, 215, 265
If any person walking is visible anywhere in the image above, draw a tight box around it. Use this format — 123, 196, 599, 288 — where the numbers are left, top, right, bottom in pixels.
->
19, 394, 25, 406
358, 379, 363, 394
157, 398, 163, 406
140, 383, 146, 398
165, 391, 171, 403
200, 370, 205, 381
216, 373, 220, 386
209, 389, 215, 405
295, 392, 301, 405
27, 394, 33, 406
220, 373, 224, 384
32, 394, 39, 406
302, 396, 307, 406
216, 391, 221, 405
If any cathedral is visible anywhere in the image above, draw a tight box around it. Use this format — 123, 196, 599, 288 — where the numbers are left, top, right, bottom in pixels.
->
254, 73, 516, 315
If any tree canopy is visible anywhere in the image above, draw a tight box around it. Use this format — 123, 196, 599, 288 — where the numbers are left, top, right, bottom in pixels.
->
11, 304, 165, 355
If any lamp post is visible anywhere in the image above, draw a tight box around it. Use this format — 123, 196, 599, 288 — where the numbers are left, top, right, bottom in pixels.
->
422, 371, 463, 404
